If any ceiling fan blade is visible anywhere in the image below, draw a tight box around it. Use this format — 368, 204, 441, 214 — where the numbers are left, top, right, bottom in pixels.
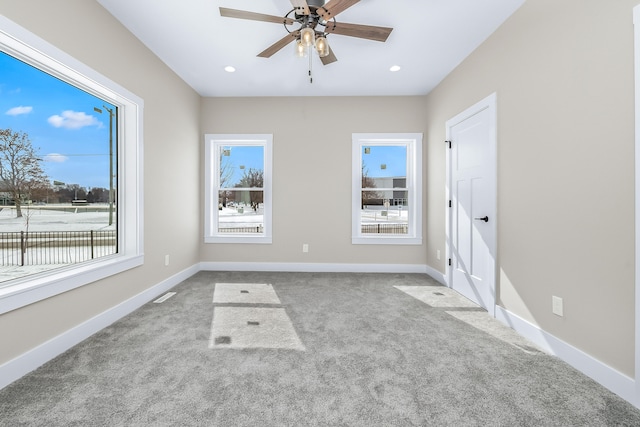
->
324, 21, 393, 42
257, 31, 300, 58
317, 0, 360, 21
219, 7, 294, 25
289, 0, 310, 15
320, 47, 338, 65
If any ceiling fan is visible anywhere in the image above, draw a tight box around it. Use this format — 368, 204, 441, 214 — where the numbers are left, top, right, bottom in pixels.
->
219, 0, 393, 73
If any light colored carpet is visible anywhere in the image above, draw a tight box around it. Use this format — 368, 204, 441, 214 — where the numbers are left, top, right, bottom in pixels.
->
210, 307, 305, 351
1, 271, 639, 426
212, 282, 281, 305
395, 285, 543, 354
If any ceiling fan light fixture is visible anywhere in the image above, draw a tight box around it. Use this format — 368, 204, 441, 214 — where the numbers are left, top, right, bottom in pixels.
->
300, 27, 315, 47
219, 1, 394, 83
294, 39, 308, 57
315, 35, 329, 57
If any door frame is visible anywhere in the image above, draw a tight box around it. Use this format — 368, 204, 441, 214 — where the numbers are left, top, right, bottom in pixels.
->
633, 4, 640, 408
445, 92, 498, 316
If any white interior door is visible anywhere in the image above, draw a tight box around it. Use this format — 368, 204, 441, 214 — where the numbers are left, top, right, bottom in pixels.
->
446, 94, 497, 313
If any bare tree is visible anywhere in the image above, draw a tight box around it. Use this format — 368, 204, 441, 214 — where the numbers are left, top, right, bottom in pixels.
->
237, 168, 263, 211
361, 164, 381, 208
219, 152, 234, 188
219, 150, 235, 207
89, 187, 109, 203
68, 184, 86, 201
0, 129, 49, 217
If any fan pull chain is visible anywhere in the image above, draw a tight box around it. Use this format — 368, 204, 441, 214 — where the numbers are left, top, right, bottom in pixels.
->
308, 51, 313, 84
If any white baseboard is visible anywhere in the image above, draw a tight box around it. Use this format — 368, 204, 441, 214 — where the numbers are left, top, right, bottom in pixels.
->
0, 261, 439, 391
495, 305, 638, 407
200, 261, 430, 274
424, 264, 446, 285
3, 263, 636, 411
0, 263, 200, 390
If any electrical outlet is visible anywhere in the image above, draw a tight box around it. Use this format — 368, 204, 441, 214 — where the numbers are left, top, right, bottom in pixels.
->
552, 296, 563, 317
302, 244, 309, 253
164, 255, 170, 266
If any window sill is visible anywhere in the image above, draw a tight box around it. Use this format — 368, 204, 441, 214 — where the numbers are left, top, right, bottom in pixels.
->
352, 236, 422, 245
205, 235, 272, 244
0, 254, 144, 315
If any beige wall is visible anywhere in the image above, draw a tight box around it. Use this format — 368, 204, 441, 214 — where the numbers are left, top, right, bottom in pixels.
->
200, 96, 428, 266
0, 0, 637, 389
0, 0, 201, 364
424, 0, 638, 376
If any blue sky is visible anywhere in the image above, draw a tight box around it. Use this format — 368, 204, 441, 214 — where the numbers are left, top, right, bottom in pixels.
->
222, 145, 264, 186
0, 51, 115, 189
218, 144, 407, 185
362, 145, 407, 178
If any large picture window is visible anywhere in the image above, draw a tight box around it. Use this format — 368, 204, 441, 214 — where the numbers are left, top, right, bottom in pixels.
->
352, 133, 422, 245
204, 134, 272, 244
0, 51, 118, 282
0, 16, 143, 314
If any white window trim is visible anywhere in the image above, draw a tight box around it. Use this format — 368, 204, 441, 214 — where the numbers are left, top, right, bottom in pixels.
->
0, 16, 144, 315
352, 133, 422, 245
204, 134, 272, 244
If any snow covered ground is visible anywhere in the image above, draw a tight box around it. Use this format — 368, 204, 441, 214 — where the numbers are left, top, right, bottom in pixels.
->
218, 206, 263, 228
0, 206, 115, 284
360, 207, 408, 223
0, 205, 115, 232
216, 205, 408, 228
0, 204, 407, 284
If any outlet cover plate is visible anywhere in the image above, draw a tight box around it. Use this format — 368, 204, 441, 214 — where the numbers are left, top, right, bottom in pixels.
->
552, 296, 563, 317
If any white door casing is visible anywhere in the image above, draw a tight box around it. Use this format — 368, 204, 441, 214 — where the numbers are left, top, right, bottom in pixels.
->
446, 93, 497, 314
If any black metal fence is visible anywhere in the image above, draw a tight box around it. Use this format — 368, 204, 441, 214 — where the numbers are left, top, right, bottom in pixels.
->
0, 230, 117, 266
216, 224, 407, 234
361, 224, 408, 234
218, 226, 264, 233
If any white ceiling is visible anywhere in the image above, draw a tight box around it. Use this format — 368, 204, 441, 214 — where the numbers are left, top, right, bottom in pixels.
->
96, 0, 525, 97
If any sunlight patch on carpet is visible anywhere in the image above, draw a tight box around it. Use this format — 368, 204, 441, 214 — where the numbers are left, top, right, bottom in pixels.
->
445, 310, 544, 354
209, 307, 305, 351
394, 285, 544, 355
213, 283, 281, 304
394, 285, 478, 308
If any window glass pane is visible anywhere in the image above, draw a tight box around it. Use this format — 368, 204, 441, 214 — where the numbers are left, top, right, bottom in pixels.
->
353, 133, 422, 245
205, 134, 272, 244
219, 145, 264, 189
360, 191, 409, 235
216, 144, 264, 235
0, 51, 117, 284
361, 145, 407, 187
217, 190, 264, 234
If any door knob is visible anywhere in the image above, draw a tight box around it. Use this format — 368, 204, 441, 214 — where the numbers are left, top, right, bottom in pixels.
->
474, 216, 489, 223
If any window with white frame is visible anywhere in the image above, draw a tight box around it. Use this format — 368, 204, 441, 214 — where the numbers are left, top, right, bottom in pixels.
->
352, 133, 422, 245
0, 16, 144, 315
204, 134, 272, 244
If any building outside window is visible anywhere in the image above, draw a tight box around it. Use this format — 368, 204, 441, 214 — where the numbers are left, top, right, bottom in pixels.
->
352, 133, 422, 245
204, 134, 272, 244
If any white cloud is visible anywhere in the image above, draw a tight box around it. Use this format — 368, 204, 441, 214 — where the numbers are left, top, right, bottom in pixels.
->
48, 110, 99, 129
6, 105, 33, 116
43, 153, 69, 163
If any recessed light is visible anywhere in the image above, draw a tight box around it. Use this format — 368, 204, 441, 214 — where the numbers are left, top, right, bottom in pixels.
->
224, 66, 236, 73
390, 65, 401, 72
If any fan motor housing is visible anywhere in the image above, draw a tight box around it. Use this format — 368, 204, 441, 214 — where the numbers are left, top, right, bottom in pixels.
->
307, 0, 325, 9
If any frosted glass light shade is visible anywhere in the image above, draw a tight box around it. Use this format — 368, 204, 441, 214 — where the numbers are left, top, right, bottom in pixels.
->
315, 36, 329, 57
300, 27, 315, 47
294, 40, 307, 57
